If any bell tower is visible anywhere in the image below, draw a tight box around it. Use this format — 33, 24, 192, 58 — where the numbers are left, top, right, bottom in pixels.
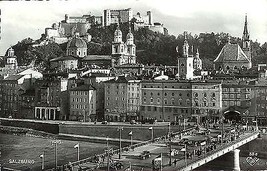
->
242, 14, 251, 61
177, 32, 194, 80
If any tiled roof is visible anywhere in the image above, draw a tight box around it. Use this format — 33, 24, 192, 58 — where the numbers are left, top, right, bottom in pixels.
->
214, 43, 251, 63
82, 55, 111, 61
104, 75, 137, 83
50, 55, 79, 62
70, 84, 96, 91
4, 75, 24, 81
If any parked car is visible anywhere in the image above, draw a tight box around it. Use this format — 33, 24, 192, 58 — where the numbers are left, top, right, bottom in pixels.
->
130, 120, 137, 124
102, 121, 108, 124
139, 150, 151, 160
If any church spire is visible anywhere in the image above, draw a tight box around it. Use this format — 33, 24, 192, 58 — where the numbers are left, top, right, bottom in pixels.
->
243, 14, 249, 40
183, 31, 189, 57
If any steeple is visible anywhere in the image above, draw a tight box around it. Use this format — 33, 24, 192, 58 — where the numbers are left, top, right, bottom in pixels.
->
182, 31, 189, 57
242, 14, 249, 41
196, 48, 199, 58
242, 14, 251, 61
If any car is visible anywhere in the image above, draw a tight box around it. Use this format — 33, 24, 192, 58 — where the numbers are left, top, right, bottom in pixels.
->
139, 150, 151, 160
130, 120, 137, 124
102, 121, 108, 124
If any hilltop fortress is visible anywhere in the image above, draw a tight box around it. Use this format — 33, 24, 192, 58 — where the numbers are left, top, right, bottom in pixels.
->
44, 8, 167, 44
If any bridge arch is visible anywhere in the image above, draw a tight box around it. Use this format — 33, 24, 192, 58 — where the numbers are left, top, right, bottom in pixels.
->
224, 110, 241, 122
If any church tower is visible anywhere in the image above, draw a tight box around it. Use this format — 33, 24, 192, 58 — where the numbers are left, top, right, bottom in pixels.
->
126, 25, 136, 64
111, 23, 125, 66
5, 47, 18, 70
242, 14, 251, 61
177, 32, 194, 80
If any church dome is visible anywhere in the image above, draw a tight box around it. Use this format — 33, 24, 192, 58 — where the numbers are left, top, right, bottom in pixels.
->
67, 33, 87, 49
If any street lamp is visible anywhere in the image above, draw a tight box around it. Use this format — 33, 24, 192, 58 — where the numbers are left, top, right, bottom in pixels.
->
149, 126, 154, 141
51, 140, 61, 169
129, 131, 133, 148
74, 143, 80, 161
117, 127, 123, 159
253, 119, 258, 131
106, 137, 110, 171
40, 152, 45, 171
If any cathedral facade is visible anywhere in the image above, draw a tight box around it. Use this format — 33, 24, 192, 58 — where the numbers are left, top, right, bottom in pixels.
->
111, 24, 136, 66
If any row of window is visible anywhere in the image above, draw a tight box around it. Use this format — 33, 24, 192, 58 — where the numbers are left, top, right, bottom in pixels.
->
71, 91, 89, 96
141, 106, 189, 114
71, 104, 94, 109
72, 98, 89, 103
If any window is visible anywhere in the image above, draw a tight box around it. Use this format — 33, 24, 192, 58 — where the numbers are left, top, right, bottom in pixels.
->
203, 93, 207, 97
165, 93, 167, 96
151, 92, 153, 96
150, 98, 153, 103
144, 98, 146, 103
194, 93, 198, 97
212, 93, 216, 97
147, 106, 151, 111
157, 98, 160, 104
164, 98, 167, 105
172, 93, 174, 96
213, 103, 216, 107
154, 107, 157, 111
171, 98, 175, 105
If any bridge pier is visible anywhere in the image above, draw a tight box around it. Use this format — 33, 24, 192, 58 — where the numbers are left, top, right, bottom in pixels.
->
232, 149, 240, 171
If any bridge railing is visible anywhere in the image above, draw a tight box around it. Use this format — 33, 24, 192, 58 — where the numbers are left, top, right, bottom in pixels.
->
177, 131, 259, 170
64, 127, 195, 169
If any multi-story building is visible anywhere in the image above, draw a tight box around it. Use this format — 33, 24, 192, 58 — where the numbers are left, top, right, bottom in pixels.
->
103, 8, 133, 26
69, 84, 96, 121
127, 80, 141, 120
83, 75, 115, 121
104, 75, 140, 121
140, 80, 222, 123
34, 76, 61, 120
18, 88, 35, 119
0, 75, 31, 118
222, 79, 267, 126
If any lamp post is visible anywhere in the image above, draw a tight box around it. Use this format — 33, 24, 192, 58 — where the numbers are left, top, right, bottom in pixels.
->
221, 115, 225, 145
40, 152, 45, 171
253, 119, 258, 131
129, 131, 133, 148
117, 126, 123, 159
51, 140, 61, 170
74, 143, 80, 161
149, 126, 154, 141
169, 135, 172, 166
106, 137, 110, 171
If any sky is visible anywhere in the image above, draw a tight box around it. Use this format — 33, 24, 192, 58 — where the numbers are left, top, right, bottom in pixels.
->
0, 0, 267, 56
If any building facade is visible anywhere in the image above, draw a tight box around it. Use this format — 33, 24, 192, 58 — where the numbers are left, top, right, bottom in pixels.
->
103, 8, 133, 26
104, 76, 140, 121
140, 80, 222, 122
69, 84, 96, 121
